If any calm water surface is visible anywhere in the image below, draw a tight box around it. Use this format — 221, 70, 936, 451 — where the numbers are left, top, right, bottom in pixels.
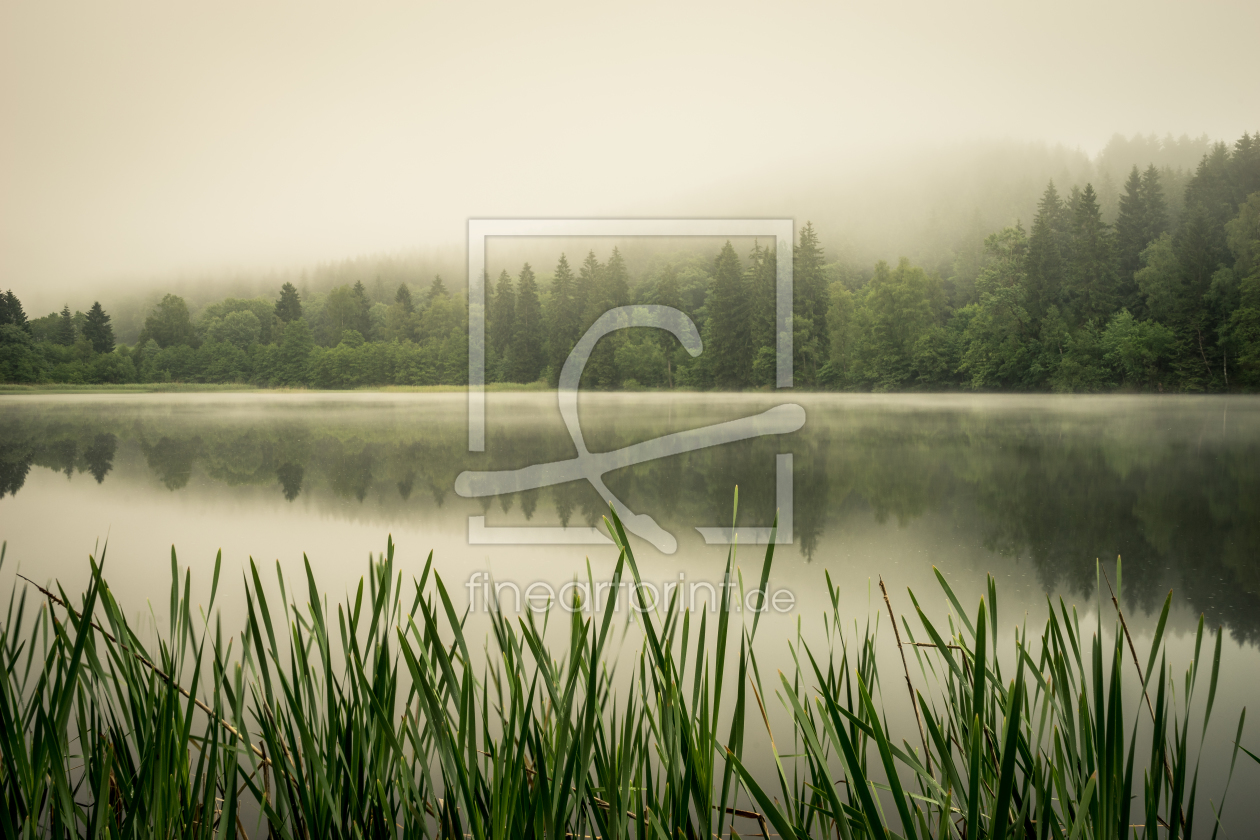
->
2, 392, 1258, 825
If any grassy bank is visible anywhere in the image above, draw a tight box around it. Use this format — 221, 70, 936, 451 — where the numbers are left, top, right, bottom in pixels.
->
1, 508, 1253, 838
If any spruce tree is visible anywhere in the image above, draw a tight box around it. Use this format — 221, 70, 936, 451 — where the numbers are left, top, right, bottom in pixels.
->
603, 248, 630, 310
1115, 166, 1147, 304
488, 270, 516, 380
426, 275, 448, 303
83, 302, 115, 354
654, 263, 683, 387
0, 291, 29, 331
350, 280, 372, 335
546, 254, 580, 385
1026, 181, 1072, 323
576, 251, 602, 329
793, 223, 828, 379
395, 283, 414, 314
706, 241, 751, 388
275, 282, 303, 322
1140, 164, 1168, 243
748, 242, 777, 353
1067, 183, 1118, 325
509, 263, 544, 383
55, 305, 76, 346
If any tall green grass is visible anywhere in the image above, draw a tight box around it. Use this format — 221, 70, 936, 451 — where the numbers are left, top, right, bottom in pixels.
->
0, 505, 1252, 838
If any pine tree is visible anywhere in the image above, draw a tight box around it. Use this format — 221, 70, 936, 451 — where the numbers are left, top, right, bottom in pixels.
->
0, 291, 28, 331
275, 282, 303, 322
83, 302, 114, 354
576, 251, 602, 329
395, 283, 414, 314
793, 223, 827, 380
706, 241, 751, 388
748, 242, 777, 352
426, 275, 448, 304
488, 270, 516, 381
603, 248, 630, 310
1115, 167, 1147, 309
546, 254, 580, 385
510, 263, 544, 383
1067, 184, 1117, 325
1232, 132, 1260, 205
55, 305, 76, 345
1140, 164, 1168, 243
653, 264, 683, 388
1026, 181, 1072, 323
350, 280, 372, 335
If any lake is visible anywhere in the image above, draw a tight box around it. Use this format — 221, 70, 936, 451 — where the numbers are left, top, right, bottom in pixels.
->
2, 391, 1258, 828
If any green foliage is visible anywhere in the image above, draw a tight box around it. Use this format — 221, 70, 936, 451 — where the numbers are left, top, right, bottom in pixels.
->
275, 281, 304, 322
509, 263, 544, 383
0, 520, 1247, 838
82, 302, 115, 354
139, 294, 196, 349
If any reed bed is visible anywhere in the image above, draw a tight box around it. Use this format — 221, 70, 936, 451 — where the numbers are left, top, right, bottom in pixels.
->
0, 504, 1252, 838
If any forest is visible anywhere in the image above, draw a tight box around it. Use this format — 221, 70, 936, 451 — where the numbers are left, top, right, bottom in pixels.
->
2, 132, 1259, 392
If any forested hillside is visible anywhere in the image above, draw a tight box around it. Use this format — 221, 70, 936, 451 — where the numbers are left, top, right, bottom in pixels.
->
3, 132, 1258, 391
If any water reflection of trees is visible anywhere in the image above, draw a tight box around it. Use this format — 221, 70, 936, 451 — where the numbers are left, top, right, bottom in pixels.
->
0, 401, 1257, 642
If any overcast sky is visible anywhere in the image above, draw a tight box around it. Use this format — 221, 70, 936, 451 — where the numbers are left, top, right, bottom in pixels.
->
2, 0, 1258, 308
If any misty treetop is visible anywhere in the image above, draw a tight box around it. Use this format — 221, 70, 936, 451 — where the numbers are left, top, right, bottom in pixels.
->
3, 131, 1260, 391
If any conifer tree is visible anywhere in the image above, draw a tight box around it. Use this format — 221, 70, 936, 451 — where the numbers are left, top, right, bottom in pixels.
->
1067, 183, 1117, 325
55, 305, 76, 345
1026, 181, 1072, 323
1115, 167, 1147, 308
546, 254, 580, 384
275, 282, 303, 322
748, 242, 777, 353
1140, 164, 1168, 243
350, 280, 372, 335
426, 275, 448, 303
83, 302, 115, 354
653, 263, 683, 387
0, 291, 29, 331
793, 223, 827, 380
576, 251, 602, 329
509, 263, 544, 383
488, 270, 516, 380
706, 241, 751, 388
603, 247, 630, 310
395, 283, 414, 314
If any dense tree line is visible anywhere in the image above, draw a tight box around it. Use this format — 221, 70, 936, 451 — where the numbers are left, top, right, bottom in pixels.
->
3, 132, 1258, 391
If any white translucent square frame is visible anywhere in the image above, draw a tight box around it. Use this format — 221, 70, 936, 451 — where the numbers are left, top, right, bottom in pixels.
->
465, 219, 796, 549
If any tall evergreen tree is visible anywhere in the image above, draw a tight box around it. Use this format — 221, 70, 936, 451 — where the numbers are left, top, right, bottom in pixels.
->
1140, 164, 1168, 243
509, 263, 544, 383
83, 302, 114, 354
1115, 166, 1147, 308
576, 251, 602, 329
748, 242, 777, 351
426, 275, 448, 303
395, 283, 414, 314
706, 242, 751, 388
0, 291, 29, 331
653, 263, 684, 387
488, 270, 516, 380
603, 248, 630, 311
275, 282, 303, 322
1232, 132, 1260, 205
55, 305, 76, 345
1025, 181, 1072, 322
1066, 183, 1117, 325
546, 254, 580, 385
793, 222, 827, 380
350, 280, 372, 335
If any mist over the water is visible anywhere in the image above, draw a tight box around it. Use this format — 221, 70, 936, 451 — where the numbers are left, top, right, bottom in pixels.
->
3, 0, 1258, 314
